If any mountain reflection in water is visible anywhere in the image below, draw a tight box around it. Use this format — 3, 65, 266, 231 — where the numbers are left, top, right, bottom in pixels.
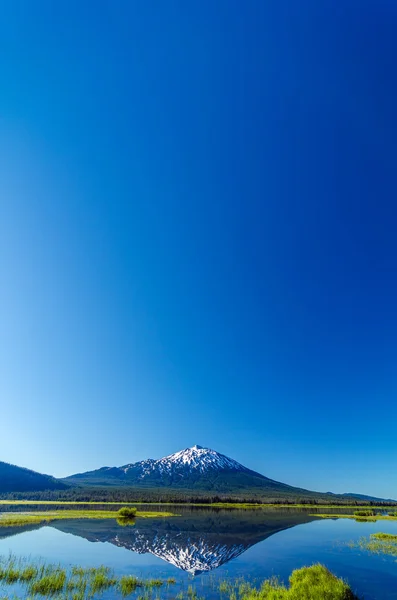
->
1, 509, 318, 575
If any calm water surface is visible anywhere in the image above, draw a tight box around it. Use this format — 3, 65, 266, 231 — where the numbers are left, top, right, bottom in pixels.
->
1, 507, 397, 599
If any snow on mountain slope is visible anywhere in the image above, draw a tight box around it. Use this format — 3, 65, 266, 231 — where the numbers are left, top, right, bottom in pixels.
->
121, 445, 253, 478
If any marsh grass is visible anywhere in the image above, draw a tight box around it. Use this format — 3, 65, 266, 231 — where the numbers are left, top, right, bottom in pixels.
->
348, 532, 397, 557
119, 575, 140, 596
0, 509, 176, 528
90, 567, 117, 593
219, 580, 231, 594
230, 564, 357, 599
0, 515, 47, 527
0, 555, 175, 598
216, 567, 357, 599
66, 577, 87, 592
0, 567, 19, 584
0, 556, 358, 600
0, 557, 35, 584
372, 532, 397, 540
19, 565, 38, 581
145, 579, 163, 588
187, 584, 198, 599
312, 513, 397, 522
29, 569, 67, 595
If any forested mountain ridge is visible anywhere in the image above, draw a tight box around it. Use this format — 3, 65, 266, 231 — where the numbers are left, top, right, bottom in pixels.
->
0, 461, 67, 493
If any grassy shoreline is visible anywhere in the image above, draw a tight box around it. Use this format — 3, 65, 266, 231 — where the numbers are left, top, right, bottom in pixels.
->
311, 513, 397, 522
0, 509, 177, 528
1, 499, 396, 510
0, 555, 175, 597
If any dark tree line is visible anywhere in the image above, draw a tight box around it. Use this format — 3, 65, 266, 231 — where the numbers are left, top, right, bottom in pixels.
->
0, 486, 394, 507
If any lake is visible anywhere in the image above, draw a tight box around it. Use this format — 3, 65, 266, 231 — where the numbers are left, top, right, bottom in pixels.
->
1, 506, 397, 599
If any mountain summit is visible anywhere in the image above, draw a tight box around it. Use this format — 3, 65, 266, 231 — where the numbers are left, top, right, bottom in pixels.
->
121, 445, 254, 477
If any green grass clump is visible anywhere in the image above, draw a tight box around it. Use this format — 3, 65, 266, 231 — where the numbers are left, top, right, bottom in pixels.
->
116, 506, 137, 527
29, 569, 67, 595
66, 578, 87, 592
219, 580, 232, 594
0, 558, 38, 584
354, 510, 375, 517
239, 564, 357, 599
71, 566, 87, 577
117, 506, 137, 518
19, 565, 38, 581
371, 532, 397, 540
144, 579, 163, 588
70, 591, 86, 600
118, 574, 172, 596
350, 532, 397, 557
119, 575, 140, 596
90, 566, 117, 593
0, 567, 19, 583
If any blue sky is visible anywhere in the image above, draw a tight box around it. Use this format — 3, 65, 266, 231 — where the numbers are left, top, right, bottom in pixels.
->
1, 0, 397, 498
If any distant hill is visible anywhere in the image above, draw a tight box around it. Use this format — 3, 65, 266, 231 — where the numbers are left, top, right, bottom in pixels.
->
0, 461, 67, 493
326, 492, 397, 503
63, 445, 394, 503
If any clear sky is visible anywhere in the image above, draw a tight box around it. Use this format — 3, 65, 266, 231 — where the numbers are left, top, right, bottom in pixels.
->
1, 1, 397, 498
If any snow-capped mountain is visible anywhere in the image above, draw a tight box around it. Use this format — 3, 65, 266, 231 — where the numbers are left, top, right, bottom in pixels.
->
64, 444, 308, 497
121, 445, 253, 478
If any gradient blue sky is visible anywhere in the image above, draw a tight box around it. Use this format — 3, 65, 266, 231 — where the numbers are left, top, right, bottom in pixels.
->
1, 1, 397, 498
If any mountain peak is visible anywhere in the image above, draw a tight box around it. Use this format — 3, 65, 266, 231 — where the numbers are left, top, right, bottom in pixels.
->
157, 445, 250, 475
118, 445, 255, 478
